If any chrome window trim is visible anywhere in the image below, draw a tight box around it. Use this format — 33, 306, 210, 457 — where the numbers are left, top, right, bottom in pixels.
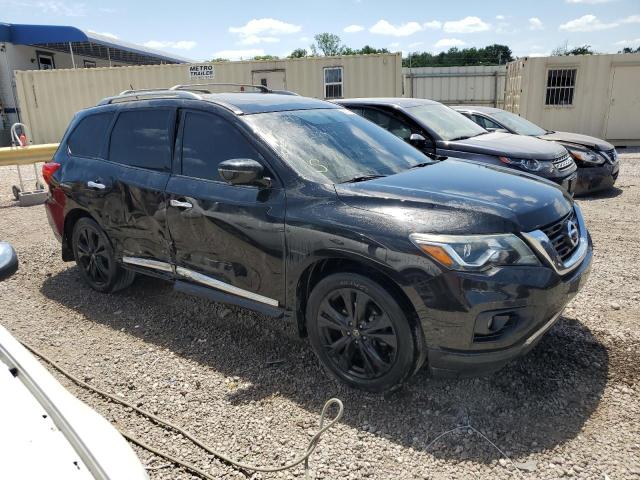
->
122, 256, 174, 273
176, 267, 279, 307
522, 203, 588, 276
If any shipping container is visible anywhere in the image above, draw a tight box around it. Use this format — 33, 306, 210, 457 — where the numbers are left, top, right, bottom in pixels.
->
15, 53, 402, 144
504, 53, 640, 146
403, 65, 506, 107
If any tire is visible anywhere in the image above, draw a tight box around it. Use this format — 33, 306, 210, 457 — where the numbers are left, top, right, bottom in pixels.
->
71, 217, 135, 293
12, 185, 20, 201
306, 273, 418, 392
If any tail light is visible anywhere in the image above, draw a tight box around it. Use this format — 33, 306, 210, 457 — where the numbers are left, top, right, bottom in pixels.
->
42, 162, 61, 185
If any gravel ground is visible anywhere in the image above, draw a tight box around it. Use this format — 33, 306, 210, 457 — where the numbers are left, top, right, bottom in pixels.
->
0, 151, 639, 480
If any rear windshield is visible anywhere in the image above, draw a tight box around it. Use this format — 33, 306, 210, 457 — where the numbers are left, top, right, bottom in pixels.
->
406, 104, 486, 141
491, 111, 547, 136
243, 108, 428, 184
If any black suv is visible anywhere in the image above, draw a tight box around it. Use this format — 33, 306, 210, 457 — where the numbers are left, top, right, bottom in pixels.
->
336, 98, 578, 194
43, 86, 592, 392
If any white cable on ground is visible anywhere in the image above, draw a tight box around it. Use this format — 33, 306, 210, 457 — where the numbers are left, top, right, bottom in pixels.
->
424, 425, 525, 479
19, 340, 344, 480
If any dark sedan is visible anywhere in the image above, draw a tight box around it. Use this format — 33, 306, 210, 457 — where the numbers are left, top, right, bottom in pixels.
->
454, 106, 619, 195
336, 98, 578, 195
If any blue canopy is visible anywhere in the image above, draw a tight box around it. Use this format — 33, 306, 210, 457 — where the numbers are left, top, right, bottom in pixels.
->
0, 23, 191, 64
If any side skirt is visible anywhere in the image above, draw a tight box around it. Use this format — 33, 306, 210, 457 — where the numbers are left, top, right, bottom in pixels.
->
174, 280, 284, 318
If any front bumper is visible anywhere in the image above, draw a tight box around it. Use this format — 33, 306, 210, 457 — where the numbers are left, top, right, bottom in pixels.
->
423, 244, 592, 377
574, 162, 619, 195
398, 207, 593, 378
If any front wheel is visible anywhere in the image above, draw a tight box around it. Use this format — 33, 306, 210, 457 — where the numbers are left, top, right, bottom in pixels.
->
306, 273, 418, 392
71, 217, 135, 293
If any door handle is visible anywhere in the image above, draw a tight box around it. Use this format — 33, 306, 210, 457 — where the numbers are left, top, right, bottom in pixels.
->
87, 180, 106, 190
170, 199, 193, 209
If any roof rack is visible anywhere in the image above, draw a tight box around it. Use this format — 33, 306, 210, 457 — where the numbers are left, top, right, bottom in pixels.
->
97, 90, 201, 106
170, 82, 271, 93
96, 82, 298, 111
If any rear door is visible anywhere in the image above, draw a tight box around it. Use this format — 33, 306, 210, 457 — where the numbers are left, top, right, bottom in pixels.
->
99, 105, 176, 269
165, 109, 286, 307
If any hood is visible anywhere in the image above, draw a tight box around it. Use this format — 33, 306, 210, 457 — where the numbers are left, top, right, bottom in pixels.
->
538, 131, 614, 151
443, 132, 567, 160
334, 159, 572, 234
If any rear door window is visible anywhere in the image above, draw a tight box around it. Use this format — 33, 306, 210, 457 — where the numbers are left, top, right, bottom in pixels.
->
67, 113, 113, 158
109, 109, 174, 171
180, 111, 261, 182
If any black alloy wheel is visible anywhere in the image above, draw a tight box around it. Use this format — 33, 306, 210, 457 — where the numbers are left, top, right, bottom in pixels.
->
307, 273, 418, 392
71, 217, 135, 293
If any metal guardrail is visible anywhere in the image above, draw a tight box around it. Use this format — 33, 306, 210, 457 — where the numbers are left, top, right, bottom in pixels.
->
0, 143, 59, 167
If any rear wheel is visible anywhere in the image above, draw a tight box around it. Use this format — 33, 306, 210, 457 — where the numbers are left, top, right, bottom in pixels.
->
71, 217, 135, 293
306, 273, 418, 392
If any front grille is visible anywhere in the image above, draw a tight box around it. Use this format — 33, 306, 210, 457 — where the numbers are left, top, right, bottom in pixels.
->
602, 148, 617, 163
541, 211, 580, 262
552, 152, 574, 171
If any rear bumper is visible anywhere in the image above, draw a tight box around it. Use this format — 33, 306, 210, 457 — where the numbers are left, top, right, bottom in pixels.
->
574, 162, 619, 195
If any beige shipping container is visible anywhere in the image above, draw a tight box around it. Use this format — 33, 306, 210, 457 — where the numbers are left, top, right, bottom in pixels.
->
15, 53, 402, 144
504, 53, 640, 146
403, 65, 506, 107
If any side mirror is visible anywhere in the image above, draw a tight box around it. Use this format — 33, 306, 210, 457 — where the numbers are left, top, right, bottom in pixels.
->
409, 133, 426, 145
218, 159, 272, 188
486, 127, 509, 134
0, 242, 18, 282
409, 133, 438, 158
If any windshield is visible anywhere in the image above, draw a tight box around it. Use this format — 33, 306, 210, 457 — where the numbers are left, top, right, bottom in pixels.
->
244, 108, 430, 184
491, 111, 547, 136
406, 104, 486, 141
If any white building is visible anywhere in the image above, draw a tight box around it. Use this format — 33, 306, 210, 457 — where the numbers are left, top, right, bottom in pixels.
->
1, 22, 191, 145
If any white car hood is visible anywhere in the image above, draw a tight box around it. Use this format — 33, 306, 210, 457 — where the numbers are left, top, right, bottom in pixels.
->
0, 325, 148, 480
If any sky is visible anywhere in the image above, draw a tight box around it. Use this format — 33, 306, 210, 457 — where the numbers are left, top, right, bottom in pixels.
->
1, 0, 639, 61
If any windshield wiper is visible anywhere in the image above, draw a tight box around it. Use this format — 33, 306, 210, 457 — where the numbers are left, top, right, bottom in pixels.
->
448, 135, 471, 141
409, 162, 432, 170
341, 174, 386, 183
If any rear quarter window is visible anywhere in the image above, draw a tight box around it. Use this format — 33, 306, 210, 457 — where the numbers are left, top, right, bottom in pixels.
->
67, 113, 113, 158
108, 109, 174, 171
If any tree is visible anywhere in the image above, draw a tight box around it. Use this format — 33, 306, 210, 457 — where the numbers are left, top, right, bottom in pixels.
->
402, 44, 514, 67
482, 44, 513, 64
568, 45, 594, 55
552, 42, 594, 56
252, 55, 279, 61
311, 33, 344, 56
342, 45, 390, 55
288, 48, 307, 58
619, 46, 640, 53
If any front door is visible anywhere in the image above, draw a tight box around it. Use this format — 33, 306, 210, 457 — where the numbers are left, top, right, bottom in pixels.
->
166, 109, 286, 307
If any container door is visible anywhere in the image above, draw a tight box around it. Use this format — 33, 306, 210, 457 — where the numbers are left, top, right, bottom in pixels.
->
251, 70, 286, 90
605, 66, 640, 141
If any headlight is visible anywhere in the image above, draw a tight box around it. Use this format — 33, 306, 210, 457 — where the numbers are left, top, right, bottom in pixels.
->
567, 148, 604, 165
499, 156, 541, 172
410, 233, 541, 271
